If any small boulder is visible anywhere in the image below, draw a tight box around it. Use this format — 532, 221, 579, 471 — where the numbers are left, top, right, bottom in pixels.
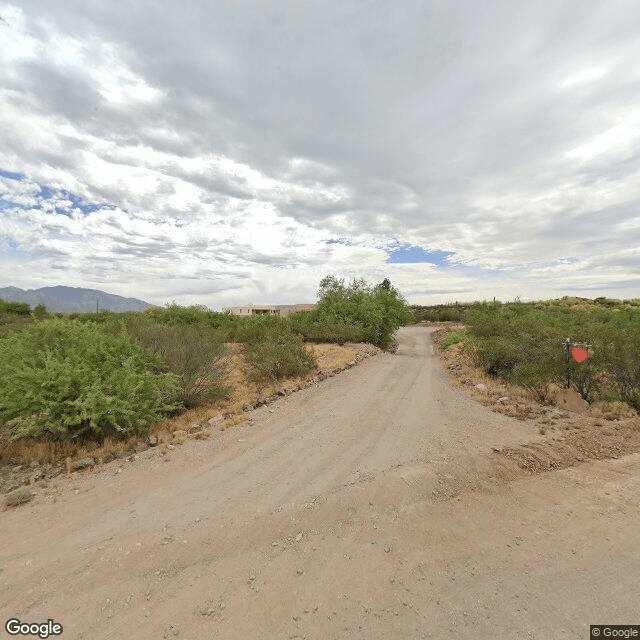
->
188, 423, 204, 434
243, 404, 255, 412
72, 457, 95, 471
148, 435, 158, 447
207, 415, 224, 428
30, 469, 45, 482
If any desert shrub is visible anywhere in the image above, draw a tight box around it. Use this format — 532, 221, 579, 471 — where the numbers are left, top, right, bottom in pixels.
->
75, 310, 120, 325
287, 311, 364, 344
461, 297, 640, 408
142, 302, 242, 335
410, 301, 475, 323
238, 315, 315, 381
123, 317, 230, 408
0, 318, 180, 443
599, 311, 640, 411
440, 330, 470, 349
5, 488, 34, 508
144, 303, 210, 325
473, 336, 521, 380
0, 300, 31, 316
463, 303, 506, 338
32, 303, 49, 319
0, 316, 33, 338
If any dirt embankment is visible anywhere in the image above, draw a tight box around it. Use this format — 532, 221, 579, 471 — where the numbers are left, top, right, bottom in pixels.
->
430, 324, 640, 481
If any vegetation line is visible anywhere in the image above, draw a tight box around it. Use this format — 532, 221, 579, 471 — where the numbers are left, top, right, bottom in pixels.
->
0, 276, 409, 462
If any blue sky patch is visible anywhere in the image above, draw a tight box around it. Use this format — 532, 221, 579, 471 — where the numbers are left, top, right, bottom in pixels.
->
1, 168, 120, 219
2, 235, 19, 250
57, 189, 110, 215
386, 244, 455, 267
0, 168, 26, 181
38, 185, 54, 199
0, 196, 22, 211
33, 183, 113, 216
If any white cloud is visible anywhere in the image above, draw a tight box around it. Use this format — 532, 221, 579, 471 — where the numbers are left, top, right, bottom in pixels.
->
560, 65, 611, 88
0, 1, 639, 306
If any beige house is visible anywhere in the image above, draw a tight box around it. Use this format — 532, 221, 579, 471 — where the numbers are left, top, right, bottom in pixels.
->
222, 303, 316, 318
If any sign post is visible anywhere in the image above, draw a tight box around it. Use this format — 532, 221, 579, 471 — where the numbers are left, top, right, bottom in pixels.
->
563, 337, 591, 388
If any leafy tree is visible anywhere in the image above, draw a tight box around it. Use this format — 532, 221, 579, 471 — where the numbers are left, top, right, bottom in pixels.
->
32, 303, 48, 319
311, 275, 411, 349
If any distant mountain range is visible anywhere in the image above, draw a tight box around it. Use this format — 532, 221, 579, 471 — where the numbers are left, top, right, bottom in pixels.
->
0, 285, 153, 313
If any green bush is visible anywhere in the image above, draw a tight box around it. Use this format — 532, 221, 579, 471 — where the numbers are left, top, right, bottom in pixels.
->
32, 303, 49, 320
141, 302, 241, 335
122, 317, 230, 409
0, 318, 180, 442
474, 336, 520, 380
238, 315, 315, 382
462, 298, 640, 406
410, 301, 473, 322
286, 311, 364, 344
599, 310, 640, 410
440, 330, 470, 349
0, 300, 31, 316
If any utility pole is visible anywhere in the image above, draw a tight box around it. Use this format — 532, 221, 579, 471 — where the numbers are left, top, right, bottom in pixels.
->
96, 298, 99, 313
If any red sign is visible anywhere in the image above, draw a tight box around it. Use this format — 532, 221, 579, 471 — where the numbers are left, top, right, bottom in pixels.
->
572, 348, 588, 362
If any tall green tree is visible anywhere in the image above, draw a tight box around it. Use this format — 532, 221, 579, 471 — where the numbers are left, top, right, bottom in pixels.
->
313, 275, 410, 349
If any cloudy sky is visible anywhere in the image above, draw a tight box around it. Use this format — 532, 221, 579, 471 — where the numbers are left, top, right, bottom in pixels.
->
1, 1, 639, 309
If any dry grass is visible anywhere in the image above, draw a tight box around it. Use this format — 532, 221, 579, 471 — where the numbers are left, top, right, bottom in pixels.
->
221, 415, 250, 430
0, 432, 145, 467
590, 401, 638, 421
172, 430, 187, 445
308, 343, 358, 371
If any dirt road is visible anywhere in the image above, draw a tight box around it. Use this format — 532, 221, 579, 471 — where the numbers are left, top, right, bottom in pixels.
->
2, 326, 639, 639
